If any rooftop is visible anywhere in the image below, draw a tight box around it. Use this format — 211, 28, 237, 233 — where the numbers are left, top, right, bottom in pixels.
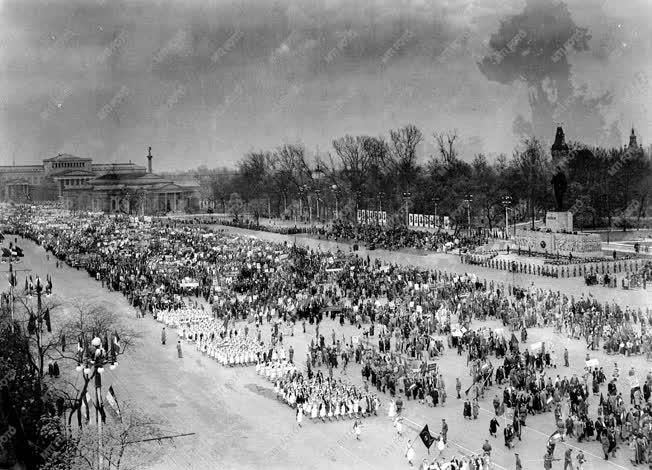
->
43, 153, 92, 162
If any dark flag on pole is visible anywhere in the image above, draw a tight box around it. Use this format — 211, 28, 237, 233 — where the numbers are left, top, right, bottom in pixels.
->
44, 308, 51, 333
27, 314, 36, 335
81, 393, 90, 424
419, 425, 436, 450
113, 332, 121, 354
8, 263, 16, 287
96, 400, 106, 424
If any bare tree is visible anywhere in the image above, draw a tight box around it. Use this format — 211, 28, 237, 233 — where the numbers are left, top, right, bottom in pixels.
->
332, 135, 367, 196
37, 401, 171, 470
275, 143, 312, 191
71, 402, 166, 470
434, 130, 459, 165
12, 289, 62, 383
227, 193, 245, 221
389, 124, 423, 191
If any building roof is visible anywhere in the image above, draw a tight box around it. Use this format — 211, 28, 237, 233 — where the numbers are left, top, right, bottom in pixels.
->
43, 153, 92, 162
91, 162, 145, 170
172, 179, 201, 188
90, 171, 169, 187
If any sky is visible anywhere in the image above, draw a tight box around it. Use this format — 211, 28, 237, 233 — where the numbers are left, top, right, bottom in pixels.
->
1, 0, 651, 171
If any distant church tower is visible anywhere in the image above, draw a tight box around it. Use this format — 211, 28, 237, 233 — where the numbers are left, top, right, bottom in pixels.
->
551, 126, 570, 164
147, 147, 153, 173
628, 128, 638, 149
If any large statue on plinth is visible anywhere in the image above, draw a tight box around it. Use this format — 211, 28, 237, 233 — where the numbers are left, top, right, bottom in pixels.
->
551, 166, 567, 211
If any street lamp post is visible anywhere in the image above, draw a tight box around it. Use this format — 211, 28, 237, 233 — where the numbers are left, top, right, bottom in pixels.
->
502, 195, 513, 239
76, 334, 119, 470
298, 186, 305, 223
354, 190, 361, 224
402, 192, 412, 226
464, 194, 473, 236
377, 192, 384, 225
314, 189, 321, 223
432, 196, 440, 228
331, 185, 338, 220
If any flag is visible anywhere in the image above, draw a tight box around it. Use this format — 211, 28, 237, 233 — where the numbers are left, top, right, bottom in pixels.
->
106, 386, 121, 418
95, 395, 106, 424
113, 332, 121, 355
44, 308, 51, 333
8, 264, 16, 287
81, 393, 91, 424
27, 314, 36, 335
419, 425, 436, 449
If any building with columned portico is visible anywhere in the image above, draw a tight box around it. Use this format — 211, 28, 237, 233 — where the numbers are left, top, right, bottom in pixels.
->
0, 148, 199, 214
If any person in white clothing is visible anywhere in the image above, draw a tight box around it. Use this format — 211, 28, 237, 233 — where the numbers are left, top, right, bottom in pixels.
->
353, 419, 362, 440
388, 399, 397, 419
405, 440, 415, 466
395, 416, 403, 436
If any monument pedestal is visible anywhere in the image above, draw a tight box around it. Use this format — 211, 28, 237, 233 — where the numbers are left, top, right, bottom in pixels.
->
546, 211, 573, 232
512, 211, 603, 258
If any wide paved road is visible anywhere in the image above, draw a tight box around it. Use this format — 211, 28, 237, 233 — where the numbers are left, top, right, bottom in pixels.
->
11, 230, 650, 470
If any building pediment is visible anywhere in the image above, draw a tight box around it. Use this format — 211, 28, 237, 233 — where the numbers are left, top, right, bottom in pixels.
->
52, 169, 97, 178
152, 182, 184, 191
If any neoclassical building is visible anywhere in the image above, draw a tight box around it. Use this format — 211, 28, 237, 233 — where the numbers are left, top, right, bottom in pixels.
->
0, 148, 199, 215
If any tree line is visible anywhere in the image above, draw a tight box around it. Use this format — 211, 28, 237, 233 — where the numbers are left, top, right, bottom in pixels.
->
195, 125, 651, 231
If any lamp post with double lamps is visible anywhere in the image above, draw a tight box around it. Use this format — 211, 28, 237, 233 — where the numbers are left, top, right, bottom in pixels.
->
75, 332, 119, 470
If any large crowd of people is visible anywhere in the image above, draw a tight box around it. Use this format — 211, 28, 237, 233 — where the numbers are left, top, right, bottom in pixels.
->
326, 221, 487, 252
3, 205, 651, 468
